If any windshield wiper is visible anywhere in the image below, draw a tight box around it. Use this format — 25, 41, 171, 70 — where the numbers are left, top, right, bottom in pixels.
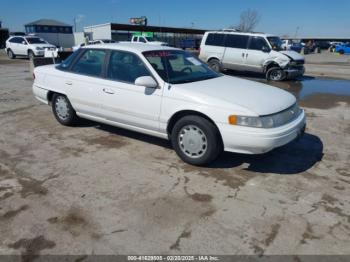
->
171, 75, 218, 84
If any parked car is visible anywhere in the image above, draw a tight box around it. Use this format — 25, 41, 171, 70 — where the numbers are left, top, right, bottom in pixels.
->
72, 39, 117, 51
32, 43, 306, 166
127, 35, 168, 46
330, 42, 343, 52
199, 31, 305, 81
5, 35, 56, 59
335, 43, 350, 54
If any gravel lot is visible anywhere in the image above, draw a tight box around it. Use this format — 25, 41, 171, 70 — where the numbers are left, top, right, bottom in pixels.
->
0, 51, 349, 258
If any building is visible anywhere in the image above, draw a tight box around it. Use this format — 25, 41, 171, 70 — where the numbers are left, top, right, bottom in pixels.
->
25, 19, 74, 48
84, 23, 207, 49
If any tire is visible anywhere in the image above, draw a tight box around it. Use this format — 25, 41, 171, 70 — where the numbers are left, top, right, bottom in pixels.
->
266, 67, 286, 81
52, 94, 79, 126
28, 50, 35, 60
208, 59, 222, 72
339, 50, 345, 55
7, 49, 15, 59
171, 115, 223, 166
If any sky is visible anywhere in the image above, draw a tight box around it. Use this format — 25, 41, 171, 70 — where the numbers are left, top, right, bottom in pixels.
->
1, 0, 350, 37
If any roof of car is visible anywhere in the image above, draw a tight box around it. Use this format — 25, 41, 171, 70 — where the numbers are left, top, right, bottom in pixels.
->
206, 30, 275, 38
82, 43, 179, 53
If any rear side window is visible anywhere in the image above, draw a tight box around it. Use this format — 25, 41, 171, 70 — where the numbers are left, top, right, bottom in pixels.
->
248, 37, 270, 51
205, 34, 225, 47
57, 50, 82, 71
225, 34, 249, 49
9, 37, 23, 43
71, 49, 107, 77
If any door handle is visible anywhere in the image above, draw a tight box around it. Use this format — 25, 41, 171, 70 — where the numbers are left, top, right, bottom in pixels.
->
103, 88, 115, 94
242, 53, 245, 58
246, 53, 249, 58
65, 81, 73, 86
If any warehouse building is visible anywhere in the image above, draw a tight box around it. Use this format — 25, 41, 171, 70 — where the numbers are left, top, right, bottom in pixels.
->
84, 23, 206, 49
24, 19, 74, 48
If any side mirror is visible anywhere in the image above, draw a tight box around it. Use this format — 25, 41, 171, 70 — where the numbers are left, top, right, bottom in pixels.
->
262, 46, 270, 53
22, 41, 27, 45
135, 76, 158, 88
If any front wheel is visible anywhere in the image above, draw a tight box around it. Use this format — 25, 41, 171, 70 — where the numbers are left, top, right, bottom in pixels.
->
171, 115, 223, 166
7, 49, 15, 59
52, 94, 79, 126
266, 67, 286, 81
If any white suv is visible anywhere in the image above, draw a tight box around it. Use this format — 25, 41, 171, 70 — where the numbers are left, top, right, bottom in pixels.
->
199, 31, 305, 81
5, 36, 56, 60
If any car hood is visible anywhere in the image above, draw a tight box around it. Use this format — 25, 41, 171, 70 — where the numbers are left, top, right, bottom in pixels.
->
279, 50, 304, 61
171, 75, 296, 116
30, 43, 56, 48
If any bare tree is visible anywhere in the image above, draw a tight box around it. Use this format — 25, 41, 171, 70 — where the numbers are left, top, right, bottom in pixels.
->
236, 9, 261, 32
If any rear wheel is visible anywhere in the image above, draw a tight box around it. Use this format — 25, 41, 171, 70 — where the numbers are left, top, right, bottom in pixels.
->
208, 59, 222, 72
52, 94, 79, 126
171, 115, 223, 166
7, 49, 15, 59
266, 67, 286, 81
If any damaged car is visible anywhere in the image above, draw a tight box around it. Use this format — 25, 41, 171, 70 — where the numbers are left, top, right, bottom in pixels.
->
199, 30, 305, 81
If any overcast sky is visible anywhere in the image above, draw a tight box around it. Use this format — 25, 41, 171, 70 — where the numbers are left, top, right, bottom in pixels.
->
1, 0, 349, 37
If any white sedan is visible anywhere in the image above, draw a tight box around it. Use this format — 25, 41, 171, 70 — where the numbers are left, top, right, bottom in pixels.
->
32, 43, 306, 165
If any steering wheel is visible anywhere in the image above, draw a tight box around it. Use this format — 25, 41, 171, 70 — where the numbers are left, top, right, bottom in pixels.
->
181, 67, 193, 74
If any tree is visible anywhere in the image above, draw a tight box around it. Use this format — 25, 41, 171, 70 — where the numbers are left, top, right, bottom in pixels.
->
236, 9, 261, 32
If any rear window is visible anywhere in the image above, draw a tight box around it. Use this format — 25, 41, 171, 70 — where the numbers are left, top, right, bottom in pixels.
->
205, 33, 225, 47
225, 34, 249, 49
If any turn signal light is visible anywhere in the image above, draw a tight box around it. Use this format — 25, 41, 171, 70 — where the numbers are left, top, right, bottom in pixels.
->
228, 115, 237, 125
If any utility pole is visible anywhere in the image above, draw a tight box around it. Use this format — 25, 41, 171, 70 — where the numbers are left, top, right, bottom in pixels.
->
294, 26, 300, 39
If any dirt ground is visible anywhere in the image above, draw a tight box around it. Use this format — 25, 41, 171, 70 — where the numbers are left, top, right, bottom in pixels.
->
0, 51, 350, 259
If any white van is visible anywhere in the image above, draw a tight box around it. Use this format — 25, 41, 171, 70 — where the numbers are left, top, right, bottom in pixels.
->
199, 30, 305, 81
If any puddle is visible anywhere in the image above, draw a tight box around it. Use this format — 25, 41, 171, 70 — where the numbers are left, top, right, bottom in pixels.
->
266, 78, 350, 100
259, 78, 350, 109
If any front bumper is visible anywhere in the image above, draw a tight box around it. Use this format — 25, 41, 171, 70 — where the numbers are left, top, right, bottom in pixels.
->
218, 110, 306, 154
284, 66, 305, 79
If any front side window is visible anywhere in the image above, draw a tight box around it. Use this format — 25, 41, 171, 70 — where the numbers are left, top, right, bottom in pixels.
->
225, 34, 249, 49
144, 50, 220, 84
107, 51, 150, 83
248, 37, 270, 51
267, 37, 283, 51
71, 49, 107, 77
138, 37, 146, 43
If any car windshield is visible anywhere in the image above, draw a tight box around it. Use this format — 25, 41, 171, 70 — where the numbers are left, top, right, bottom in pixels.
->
143, 50, 221, 84
267, 37, 283, 51
26, 37, 47, 44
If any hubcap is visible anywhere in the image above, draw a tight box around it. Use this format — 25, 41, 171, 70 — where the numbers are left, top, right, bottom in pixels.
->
210, 63, 219, 72
178, 125, 208, 158
270, 70, 282, 80
55, 96, 70, 120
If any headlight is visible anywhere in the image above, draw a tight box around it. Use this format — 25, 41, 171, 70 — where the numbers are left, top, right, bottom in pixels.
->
36, 47, 44, 51
229, 103, 302, 128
